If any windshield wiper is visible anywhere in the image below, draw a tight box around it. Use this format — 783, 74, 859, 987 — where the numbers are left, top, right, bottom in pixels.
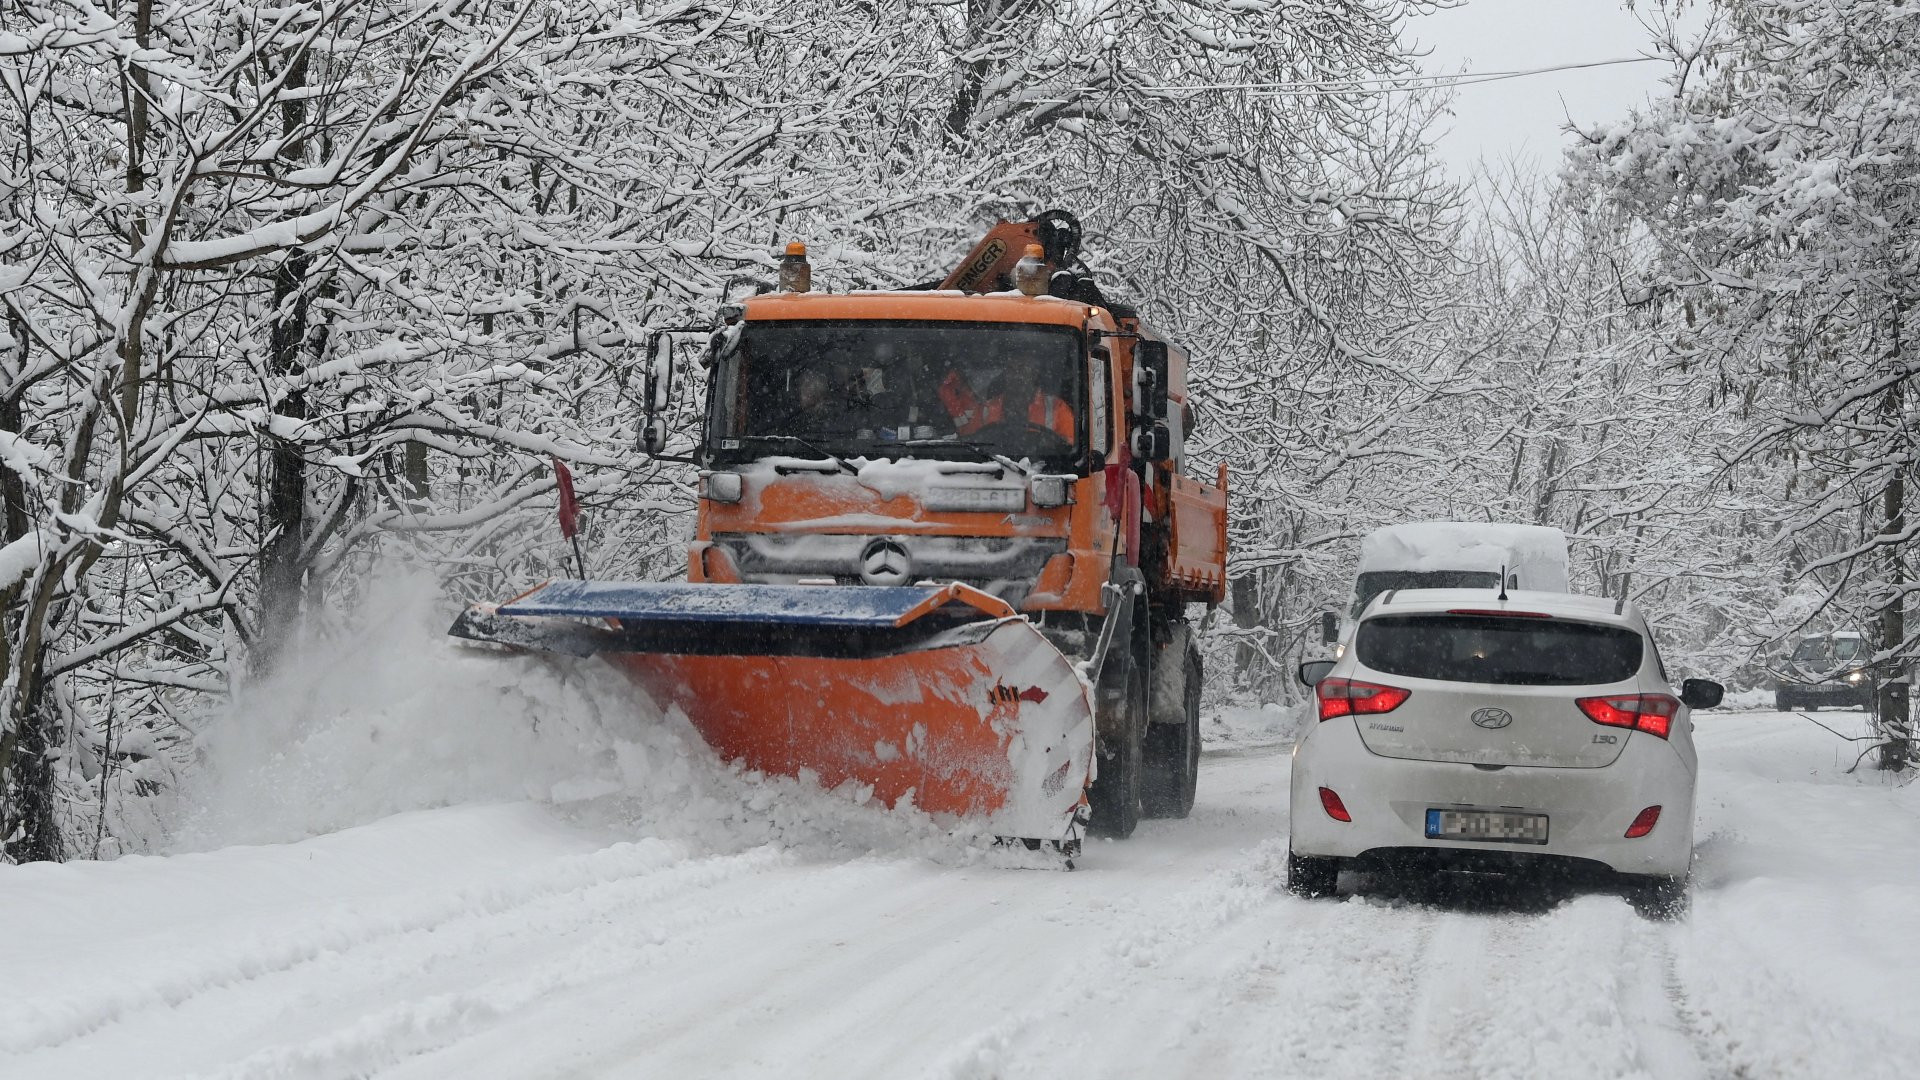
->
900, 438, 1034, 479
734, 434, 857, 475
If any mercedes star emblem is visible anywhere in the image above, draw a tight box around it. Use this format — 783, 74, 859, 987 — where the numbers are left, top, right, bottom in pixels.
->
858, 538, 912, 586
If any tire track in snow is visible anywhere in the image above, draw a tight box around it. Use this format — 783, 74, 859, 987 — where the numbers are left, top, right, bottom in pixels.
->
190, 856, 925, 1080
1393, 912, 1493, 1080
5, 838, 717, 1053
900, 840, 1462, 1080
6, 842, 844, 1077
1645, 929, 1735, 1080
508, 863, 1095, 1080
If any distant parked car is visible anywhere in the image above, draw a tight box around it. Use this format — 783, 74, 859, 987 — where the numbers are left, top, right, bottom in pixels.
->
1773, 632, 1874, 712
1288, 588, 1723, 918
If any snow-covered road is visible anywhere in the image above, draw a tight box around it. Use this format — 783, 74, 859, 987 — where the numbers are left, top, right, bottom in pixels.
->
4, 706, 1914, 1080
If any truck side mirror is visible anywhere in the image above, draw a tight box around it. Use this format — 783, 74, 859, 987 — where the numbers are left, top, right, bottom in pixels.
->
639, 331, 677, 456
1298, 660, 1335, 687
1681, 678, 1724, 710
1320, 611, 1339, 644
1134, 340, 1169, 420
640, 417, 668, 456
1132, 420, 1172, 463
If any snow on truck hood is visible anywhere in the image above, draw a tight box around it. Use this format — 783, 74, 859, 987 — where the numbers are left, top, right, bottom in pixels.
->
717, 457, 1061, 532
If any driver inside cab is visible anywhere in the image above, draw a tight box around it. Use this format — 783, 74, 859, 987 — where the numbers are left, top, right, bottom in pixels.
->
938, 363, 1074, 442
792, 361, 877, 432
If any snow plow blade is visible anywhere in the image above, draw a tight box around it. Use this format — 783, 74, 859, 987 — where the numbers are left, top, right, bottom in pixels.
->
449, 581, 1093, 842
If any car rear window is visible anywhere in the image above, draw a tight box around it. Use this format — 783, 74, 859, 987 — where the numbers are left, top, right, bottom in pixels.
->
1355, 614, 1644, 686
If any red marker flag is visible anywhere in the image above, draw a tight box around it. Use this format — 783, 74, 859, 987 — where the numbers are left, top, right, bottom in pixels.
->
553, 456, 580, 540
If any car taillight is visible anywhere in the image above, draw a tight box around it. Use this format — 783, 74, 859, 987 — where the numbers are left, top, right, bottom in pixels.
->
1577, 693, 1680, 739
1318, 787, 1352, 822
1625, 805, 1662, 838
1317, 677, 1411, 721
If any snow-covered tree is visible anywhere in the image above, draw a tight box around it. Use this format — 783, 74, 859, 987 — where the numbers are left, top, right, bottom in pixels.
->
1565, 0, 1918, 766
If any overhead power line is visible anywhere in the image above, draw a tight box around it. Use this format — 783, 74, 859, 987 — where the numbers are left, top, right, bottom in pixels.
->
1109, 55, 1670, 99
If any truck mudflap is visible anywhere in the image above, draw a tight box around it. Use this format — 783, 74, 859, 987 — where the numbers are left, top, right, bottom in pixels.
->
449, 581, 1094, 842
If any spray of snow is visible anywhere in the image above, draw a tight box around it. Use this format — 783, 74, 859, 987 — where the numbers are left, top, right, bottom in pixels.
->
170, 563, 1008, 864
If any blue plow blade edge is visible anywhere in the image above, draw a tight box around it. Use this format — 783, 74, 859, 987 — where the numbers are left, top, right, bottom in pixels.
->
498, 580, 982, 629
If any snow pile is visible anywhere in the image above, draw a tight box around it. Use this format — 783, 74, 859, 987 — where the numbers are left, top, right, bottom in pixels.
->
172, 565, 992, 864
1204, 700, 1309, 752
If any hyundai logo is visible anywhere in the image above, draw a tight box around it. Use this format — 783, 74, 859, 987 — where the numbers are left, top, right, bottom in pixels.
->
1470, 707, 1514, 729
858, 538, 912, 586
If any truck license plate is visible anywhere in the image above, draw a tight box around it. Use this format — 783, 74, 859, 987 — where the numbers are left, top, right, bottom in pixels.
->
1425, 809, 1549, 845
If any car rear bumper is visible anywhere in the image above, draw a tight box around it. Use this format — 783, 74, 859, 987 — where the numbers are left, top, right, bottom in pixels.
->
1289, 717, 1694, 878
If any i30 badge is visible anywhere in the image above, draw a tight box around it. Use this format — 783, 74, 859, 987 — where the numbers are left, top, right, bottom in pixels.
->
1470, 707, 1514, 729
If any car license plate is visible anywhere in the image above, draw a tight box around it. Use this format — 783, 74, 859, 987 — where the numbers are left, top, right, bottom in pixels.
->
1425, 808, 1549, 845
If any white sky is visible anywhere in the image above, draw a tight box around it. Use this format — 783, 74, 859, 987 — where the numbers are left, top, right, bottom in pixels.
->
1406, 0, 1683, 178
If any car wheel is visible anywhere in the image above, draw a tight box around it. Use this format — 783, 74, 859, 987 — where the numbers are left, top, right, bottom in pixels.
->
1287, 847, 1341, 899
1774, 691, 1792, 712
1625, 874, 1689, 921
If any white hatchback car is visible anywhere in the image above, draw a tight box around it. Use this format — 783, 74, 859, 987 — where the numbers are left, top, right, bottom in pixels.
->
1288, 588, 1723, 915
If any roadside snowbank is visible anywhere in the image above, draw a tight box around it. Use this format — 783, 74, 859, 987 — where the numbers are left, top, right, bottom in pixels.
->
1205, 700, 1308, 752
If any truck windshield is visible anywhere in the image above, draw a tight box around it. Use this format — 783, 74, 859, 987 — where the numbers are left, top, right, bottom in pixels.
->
1791, 636, 1863, 667
708, 320, 1083, 465
1351, 570, 1503, 617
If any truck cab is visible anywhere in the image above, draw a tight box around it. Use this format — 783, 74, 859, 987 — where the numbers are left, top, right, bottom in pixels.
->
677, 276, 1226, 622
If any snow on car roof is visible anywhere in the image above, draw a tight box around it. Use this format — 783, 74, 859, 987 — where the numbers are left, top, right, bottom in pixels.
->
1366, 588, 1635, 625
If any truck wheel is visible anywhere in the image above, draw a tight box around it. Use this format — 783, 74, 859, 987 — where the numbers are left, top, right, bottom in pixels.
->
1142, 642, 1201, 819
1088, 665, 1144, 839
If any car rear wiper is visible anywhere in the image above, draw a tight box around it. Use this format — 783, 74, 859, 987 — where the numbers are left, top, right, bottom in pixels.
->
735, 434, 857, 475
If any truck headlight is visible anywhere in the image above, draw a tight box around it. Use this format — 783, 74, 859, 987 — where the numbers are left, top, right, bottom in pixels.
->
703, 471, 743, 503
1031, 475, 1073, 508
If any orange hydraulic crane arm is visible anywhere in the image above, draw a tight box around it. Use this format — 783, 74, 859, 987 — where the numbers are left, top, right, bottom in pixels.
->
939, 210, 1084, 293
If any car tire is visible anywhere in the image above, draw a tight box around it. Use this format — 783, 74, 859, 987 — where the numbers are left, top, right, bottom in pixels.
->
1287, 848, 1341, 899
1625, 874, 1689, 921
1774, 690, 1792, 712
1142, 641, 1202, 819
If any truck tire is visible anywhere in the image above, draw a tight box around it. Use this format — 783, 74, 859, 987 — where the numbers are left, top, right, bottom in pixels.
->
1142, 642, 1201, 819
1088, 664, 1145, 839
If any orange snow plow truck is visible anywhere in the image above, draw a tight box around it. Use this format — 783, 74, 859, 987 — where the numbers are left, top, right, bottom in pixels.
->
451, 211, 1227, 850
